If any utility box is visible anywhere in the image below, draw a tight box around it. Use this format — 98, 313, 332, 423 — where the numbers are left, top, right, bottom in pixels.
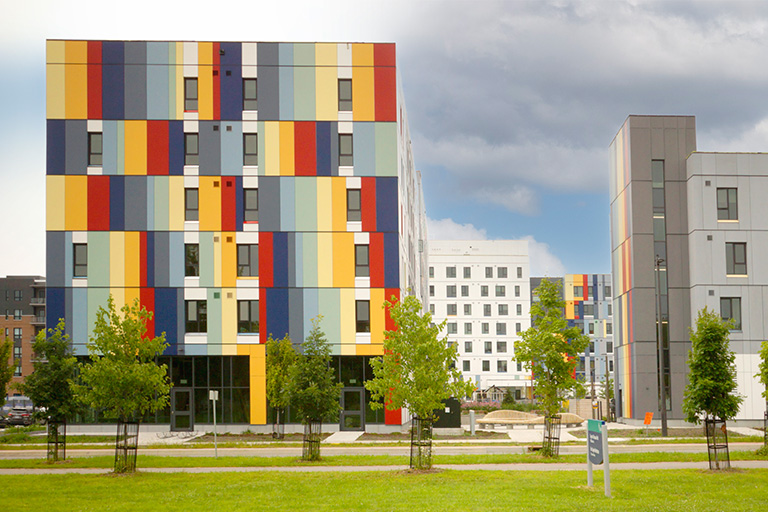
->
433, 398, 461, 428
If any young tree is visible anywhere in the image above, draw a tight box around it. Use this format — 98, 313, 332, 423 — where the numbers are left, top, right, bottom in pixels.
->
758, 340, 768, 449
265, 334, 296, 439
74, 296, 171, 473
0, 336, 13, 400
366, 295, 474, 469
515, 279, 589, 456
288, 317, 341, 461
20, 320, 79, 461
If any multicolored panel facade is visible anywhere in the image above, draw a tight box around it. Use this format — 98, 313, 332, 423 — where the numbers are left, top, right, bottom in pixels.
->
46, 41, 426, 428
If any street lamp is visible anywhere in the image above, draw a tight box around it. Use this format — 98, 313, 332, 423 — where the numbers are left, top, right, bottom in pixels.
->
654, 255, 668, 437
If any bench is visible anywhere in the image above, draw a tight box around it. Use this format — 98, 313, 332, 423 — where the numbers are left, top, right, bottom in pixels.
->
475, 410, 585, 429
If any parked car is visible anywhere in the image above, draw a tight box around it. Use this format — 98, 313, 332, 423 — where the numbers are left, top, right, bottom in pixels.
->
1, 396, 35, 427
6, 408, 33, 426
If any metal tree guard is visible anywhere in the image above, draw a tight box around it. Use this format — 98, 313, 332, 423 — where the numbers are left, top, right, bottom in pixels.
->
302, 420, 322, 461
114, 420, 139, 473
46, 420, 66, 462
542, 414, 562, 457
409, 416, 433, 469
704, 416, 730, 470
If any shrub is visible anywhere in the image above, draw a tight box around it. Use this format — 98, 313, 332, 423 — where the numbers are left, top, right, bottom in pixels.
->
461, 401, 501, 413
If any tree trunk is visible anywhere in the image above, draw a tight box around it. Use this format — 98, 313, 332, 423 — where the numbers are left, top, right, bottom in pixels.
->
704, 416, 730, 470
114, 419, 140, 473
410, 416, 433, 469
302, 419, 322, 461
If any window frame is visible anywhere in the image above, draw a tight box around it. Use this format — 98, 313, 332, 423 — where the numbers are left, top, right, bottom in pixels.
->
497, 360, 508, 373
447, 303, 457, 316
462, 360, 471, 372
243, 133, 258, 165
184, 77, 198, 111
717, 187, 738, 221
496, 322, 507, 335
356, 300, 370, 333
242, 78, 258, 110
185, 244, 200, 277
495, 285, 505, 297
355, 244, 370, 277
73, 243, 88, 278
463, 267, 471, 278
726, 242, 747, 275
338, 78, 352, 111
88, 132, 103, 166
498, 304, 509, 316
184, 133, 199, 166
237, 300, 259, 333
185, 300, 207, 333
497, 267, 508, 278
446, 266, 457, 278
484, 341, 492, 354
185, 188, 199, 221
720, 297, 742, 330
339, 133, 353, 166
346, 189, 362, 222
244, 188, 259, 222
446, 285, 457, 298
464, 341, 473, 353
237, 244, 259, 277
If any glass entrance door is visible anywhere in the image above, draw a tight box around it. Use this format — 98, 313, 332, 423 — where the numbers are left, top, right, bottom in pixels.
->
340, 387, 365, 431
171, 388, 193, 431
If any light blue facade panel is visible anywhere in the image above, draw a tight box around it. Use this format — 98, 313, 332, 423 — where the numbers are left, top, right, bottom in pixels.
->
280, 177, 295, 232
88, 232, 110, 287
302, 288, 319, 341
72, 288, 88, 353
146, 64, 170, 120
317, 288, 340, 355
278, 66, 294, 120
353, 122, 376, 176
102, 121, 119, 175
220, 121, 242, 175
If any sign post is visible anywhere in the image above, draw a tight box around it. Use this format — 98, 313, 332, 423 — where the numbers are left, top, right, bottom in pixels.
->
644, 412, 653, 437
587, 419, 611, 497
209, 389, 219, 458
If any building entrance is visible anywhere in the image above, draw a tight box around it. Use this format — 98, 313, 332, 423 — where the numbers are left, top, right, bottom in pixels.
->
171, 388, 194, 431
340, 387, 365, 431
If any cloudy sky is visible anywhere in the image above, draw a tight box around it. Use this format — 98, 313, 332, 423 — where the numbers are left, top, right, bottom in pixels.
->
2, 0, 768, 278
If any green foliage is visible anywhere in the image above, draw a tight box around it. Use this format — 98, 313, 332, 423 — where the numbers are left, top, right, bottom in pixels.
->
601, 375, 614, 402
515, 279, 589, 419
266, 334, 296, 411
0, 335, 14, 399
74, 296, 171, 421
288, 317, 341, 424
366, 295, 474, 421
683, 307, 743, 424
20, 319, 79, 423
757, 340, 768, 401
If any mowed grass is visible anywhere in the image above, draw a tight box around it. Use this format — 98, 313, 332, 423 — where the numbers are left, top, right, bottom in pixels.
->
1, 450, 767, 469
2, 469, 768, 511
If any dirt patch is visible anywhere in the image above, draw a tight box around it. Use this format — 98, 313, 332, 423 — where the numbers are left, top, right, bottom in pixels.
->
359, 431, 508, 441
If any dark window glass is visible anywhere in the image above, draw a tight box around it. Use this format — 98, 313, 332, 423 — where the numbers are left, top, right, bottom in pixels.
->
73, 243, 87, 277
184, 133, 199, 165
446, 285, 456, 298
720, 297, 742, 330
14, 290, 22, 301
481, 285, 488, 297
238, 300, 259, 333
243, 78, 257, 110
496, 341, 507, 353
339, 134, 353, 166
355, 245, 369, 277
497, 267, 508, 278
464, 341, 472, 353
485, 267, 492, 278
185, 78, 198, 111
496, 322, 506, 335
356, 300, 370, 333
726, 242, 747, 275
482, 360, 490, 372
464, 322, 471, 334
88, 132, 102, 166
463, 267, 471, 278
495, 285, 505, 297
237, 244, 259, 277
185, 300, 207, 333
497, 360, 507, 373
244, 189, 259, 222
484, 341, 492, 354
185, 244, 199, 277
447, 304, 457, 316
463, 360, 470, 371
185, 188, 199, 221
717, 188, 738, 220
243, 133, 258, 165
338, 79, 352, 111
517, 267, 523, 278
346, 189, 361, 221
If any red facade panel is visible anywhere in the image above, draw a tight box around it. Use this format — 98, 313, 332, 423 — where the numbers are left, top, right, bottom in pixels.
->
139, 231, 148, 287
361, 177, 377, 231
373, 43, 396, 67
146, 121, 169, 175
374, 67, 397, 122
87, 176, 110, 231
87, 41, 102, 119
294, 122, 317, 176
369, 233, 384, 288
259, 232, 273, 289
221, 177, 237, 231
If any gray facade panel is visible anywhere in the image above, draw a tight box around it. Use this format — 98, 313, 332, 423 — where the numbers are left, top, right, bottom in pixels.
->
257, 66, 279, 121
258, 177, 280, 231
46, 231, 66, 287
65, 120, 87, 174
124, 65, 148, 120
154, 231, 169, 287
257, 43, 279, 67
199, 122, 221, 175
124, 177, 148, 230
124, 42, 147, 65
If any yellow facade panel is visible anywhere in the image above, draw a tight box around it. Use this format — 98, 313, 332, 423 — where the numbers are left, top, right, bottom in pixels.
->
250, 345, 267, 425
65, 176, 88, 231
221, 233, 237, 288
356, 344, 384, 356
168, 177, 185, 231
123, 287, 140, 309
315, 67, 337, 121
317, 233, 333, 287
46, 64, 65, 119
65, 64, 88, 119
199, 177, 222, 232
279, 122, 295, 175
64, 41, 88, 64
351, 43, 374, 66
221, 287, 237, 347
46, 176, 66, 231
264, 122, 280, 175
174, 43, 184, 119
213, 231, 222, 287
332, 233, 354, 288
340, 288, 355, 350
124, 121, 148, 175
370, 288, 385, 345
123, 231, 140, 287
197, 42, 213, 65
46, 40, 66, 64
331, 177, 347, 232
110, 232, 125, 288
316, 178, 332, 231
198, 65, 213, 120
352, 67, 375, 121
314, 43, 337, 66
110, 287, 125, 311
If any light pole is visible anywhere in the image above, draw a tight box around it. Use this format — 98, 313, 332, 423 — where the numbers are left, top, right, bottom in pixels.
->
654, 255, 668, 437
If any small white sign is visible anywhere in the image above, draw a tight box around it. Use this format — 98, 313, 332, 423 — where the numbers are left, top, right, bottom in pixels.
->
209, 390, 219, 401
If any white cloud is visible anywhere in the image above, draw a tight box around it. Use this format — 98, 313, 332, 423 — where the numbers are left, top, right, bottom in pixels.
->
521, 236, 566, 277
427, 217, 487, 241
701, 117, 768, 152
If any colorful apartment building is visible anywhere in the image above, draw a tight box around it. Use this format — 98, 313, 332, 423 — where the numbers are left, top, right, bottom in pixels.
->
45, 40, 427, 431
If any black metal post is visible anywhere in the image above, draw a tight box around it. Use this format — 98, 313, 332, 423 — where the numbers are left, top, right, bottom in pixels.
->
654, 255, 668, 437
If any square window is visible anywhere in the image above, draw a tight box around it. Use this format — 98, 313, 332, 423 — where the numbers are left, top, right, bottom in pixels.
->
185, 244, 199, 277
717, 188, 738, 220
498, 304, 508, 315
464, 341, 473, 353
346, 189, 362, 221
497, 360, 508, 373
574, 285, 583, 297
482, 360, 490, 372
483, 304, 491, 317
485, 267, 493, 278
495, 285, 505, 297
243, 78, 258, 110
496, 322, 507, 335
356, 300, 370, 333
446, 285, 457, 298
446, 266, 457, 278
481, 285, 488, 297
184, 78, 198, 111
88, 132, 103, 166
185, 300, 207, 333
243, 133, 258, 165
185, 188, 199, 221
73, 243, 88, 278
338, 79, 352, 111
13, 328, 22, 342
515, 285, 520, 297
463, 267, 471, 278
184, 133, 199, 165
481, 323, 489, 334
720, 297, 742, 330
461, 285, 469, 297
244, 189, 259, 222
726, 242, 747, 275
355, 245, 370, 277
339, 134, 354, 166
463, 304, 472, 315
484, 341, 492, 354
447, 322, 457, 334
237, 244, 259, 277
447, 304, 457, 316
584, 304, 594, 316
464, 322, 472, 334
237, 300, 259, 333
497, 267, 508, 278
497, 341, 507, 353
13, 310, 21, 320
463, 360, 471, 372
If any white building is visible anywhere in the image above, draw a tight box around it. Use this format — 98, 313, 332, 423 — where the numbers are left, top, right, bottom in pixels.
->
428, 240, 531, 401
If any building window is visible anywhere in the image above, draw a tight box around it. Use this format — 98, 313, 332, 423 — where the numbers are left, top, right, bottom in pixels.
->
485, 267, 493, 278
574, 285, 583, 297
517, 361, 523, 372
447, 304, 457, 316
445, 285, 456, 298
356, 300, 370, 333
184, 133, 199, 165
428, 267, 434, 278
346, 189, 362, 221
446, 266, 457, 278
609, 360, 614, 372
497, 360, 508, 373
88, 132, 103, 166
185, 244, 199, 277
243, 78, 257, 110
483, 304, 491, 317
463, 304, 472, 315
13, 328, 22, 342
606, 341, 613, 353
516, 304, 522, 316
13, 310, 22, 320
355, 245, 369, 277
429, 304, 435, 315
720, 297, 742, 330
498, 267, 508, 278
496, 323, 507, 335
244, 189, 259, 222
464, 322, 472, 335
184, 77, 198, 111
588, 286, 594, 298
237, 300, 259, 333
14, 290, 22, 301
481, 323, 489, 334
461, 285, 469, 297
515, 285, 520, 297
517, 267, 523, 278
446, 322, 457, 334
482, 360, 490, 372
726, 242, 747, 275
589, 341, 595, 354
243, 133, 258, 165
339, 134, 353, 166
717, 188, 738, 221
606, 323, 613, 335
185, 300, 207, 333
237, 244, 259, 277
498, 304, 508, 316
605, 285, 612, 297
495, 285, 505, 297
484, 341, 492, 354
338, 79, 352, 111
481, 285, 488, 297
463, 267, 471, 278
607, 304, 612, 315
497, 341, 507, 353
515, 322, 521, 334
584, 304, 594, 316
588, 323, 595, 335
73, 243, 88, 278
429, 285, 434, 297
185, 188, 199, 221
463, 360, 471, 372
464, 341, 473, 353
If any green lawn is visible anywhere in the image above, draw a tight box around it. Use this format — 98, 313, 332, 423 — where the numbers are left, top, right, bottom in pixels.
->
2, 469, 768, 511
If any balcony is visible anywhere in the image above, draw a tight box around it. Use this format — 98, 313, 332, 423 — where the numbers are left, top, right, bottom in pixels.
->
30, 297, 46, 305
31, 315, 46, 325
